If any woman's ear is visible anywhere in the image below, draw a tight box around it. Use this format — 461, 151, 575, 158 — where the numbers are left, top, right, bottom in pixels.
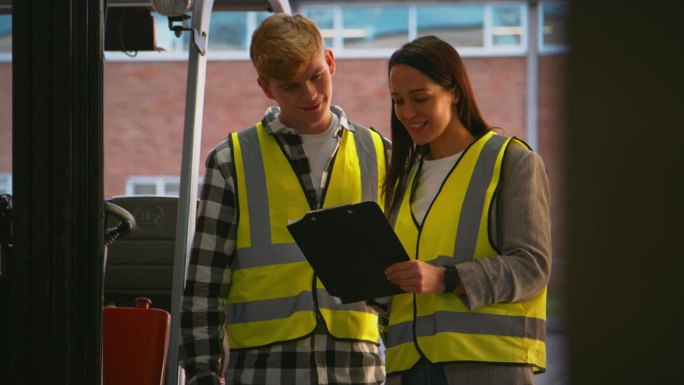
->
452, 88, 460, 104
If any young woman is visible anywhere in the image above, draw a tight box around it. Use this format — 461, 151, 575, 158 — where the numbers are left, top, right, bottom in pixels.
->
382, 35, 552, 385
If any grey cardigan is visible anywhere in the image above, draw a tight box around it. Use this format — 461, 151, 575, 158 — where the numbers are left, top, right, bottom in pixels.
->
458, 141, 552, 310
385, 141, 552, 385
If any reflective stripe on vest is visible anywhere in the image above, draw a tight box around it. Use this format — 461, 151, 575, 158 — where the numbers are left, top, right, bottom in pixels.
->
226, 121, 386, 349
386, 132, 547, 373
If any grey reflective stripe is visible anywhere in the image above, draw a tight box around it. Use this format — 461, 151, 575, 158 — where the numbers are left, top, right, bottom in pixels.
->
235, 126, 380, 267
316, 288, 376, 313
226, 291, 315, 323
387, 319, 415, 347
352, 125, 379, 202
234, 128, 308, 269
226, 289, 376, 324
232, 243, 304, 269
452, 134, 508, 264
237, 127, 272, 249
231, 125, 380, 325
387, 311, 546, 347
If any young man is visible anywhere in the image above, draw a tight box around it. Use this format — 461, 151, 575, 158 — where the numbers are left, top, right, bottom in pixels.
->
179, 13, 389, 385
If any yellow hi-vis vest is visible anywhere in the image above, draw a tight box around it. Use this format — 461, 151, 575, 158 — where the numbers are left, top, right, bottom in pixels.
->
226, 121, 387, 349
386, 131, 547, 373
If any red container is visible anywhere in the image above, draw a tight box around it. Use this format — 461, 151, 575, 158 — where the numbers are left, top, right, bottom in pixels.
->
103, 297, 171, 385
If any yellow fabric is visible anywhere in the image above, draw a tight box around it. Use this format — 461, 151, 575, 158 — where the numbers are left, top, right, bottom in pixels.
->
387, 132, 546, 372
228, 123, 385, 348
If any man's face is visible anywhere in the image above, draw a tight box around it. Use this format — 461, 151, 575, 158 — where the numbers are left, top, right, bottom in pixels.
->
258, 49, 336, 135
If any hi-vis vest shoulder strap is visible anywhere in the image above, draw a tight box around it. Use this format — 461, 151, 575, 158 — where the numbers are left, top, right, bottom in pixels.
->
226, 121, 386, 349
386, 131, 547, 373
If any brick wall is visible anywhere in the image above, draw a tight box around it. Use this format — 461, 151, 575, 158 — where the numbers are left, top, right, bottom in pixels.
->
0, 54, 567, 263
101, 56, 539, 193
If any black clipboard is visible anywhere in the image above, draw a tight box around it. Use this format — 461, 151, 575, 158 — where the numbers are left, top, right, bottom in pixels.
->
286, 201, 409, 304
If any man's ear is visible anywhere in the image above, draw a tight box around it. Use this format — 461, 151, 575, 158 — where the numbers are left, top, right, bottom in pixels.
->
257, 77, 275, 100
325, 49, 336, 77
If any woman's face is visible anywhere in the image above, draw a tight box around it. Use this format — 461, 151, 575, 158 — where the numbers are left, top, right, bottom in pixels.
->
389, 64, 461, 158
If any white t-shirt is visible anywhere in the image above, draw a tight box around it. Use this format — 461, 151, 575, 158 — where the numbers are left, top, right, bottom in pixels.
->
300, 113, 339, 199
412, 151, 463, 224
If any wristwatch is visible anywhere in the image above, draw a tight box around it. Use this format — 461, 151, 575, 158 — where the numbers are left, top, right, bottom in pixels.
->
443, 265, 460, 293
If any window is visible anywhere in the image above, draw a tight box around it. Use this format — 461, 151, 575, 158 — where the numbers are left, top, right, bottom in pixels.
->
125, 176, 205, 196
341, 6, 409, 49
207, 11, 272, 52
491, 4, 524, 47
0, 1, 570, 63
541, 1, 569, 52
0, 14, 10, 61
107, 11, 271, 61
417, 5, 484, 48
302, 2, 531, 57
0, 173, 11, 195
300, 7, 335, 48
152, 13, 191, 54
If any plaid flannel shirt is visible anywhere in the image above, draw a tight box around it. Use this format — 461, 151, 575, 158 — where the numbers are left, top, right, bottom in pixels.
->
179, 106, 389, 385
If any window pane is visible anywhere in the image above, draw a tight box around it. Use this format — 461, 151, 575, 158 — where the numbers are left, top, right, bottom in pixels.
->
542, 2, 568, 46
163, 181, 180, 196
301, 8, 334, 48
153, 13, 191, 53
256, 11, 271, 26
342, 6, 408, 49
417, 5, 484, 47
0, 15, 10, 53
209, 12, 248, 51
0, 174, 11, 195
132, 183, 157, 195
492, 6, 523, 46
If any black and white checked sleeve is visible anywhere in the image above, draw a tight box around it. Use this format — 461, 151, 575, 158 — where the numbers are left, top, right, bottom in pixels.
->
179, 138, 238, 385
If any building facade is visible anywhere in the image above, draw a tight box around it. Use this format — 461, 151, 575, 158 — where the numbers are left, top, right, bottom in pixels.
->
0, 1, 568, 265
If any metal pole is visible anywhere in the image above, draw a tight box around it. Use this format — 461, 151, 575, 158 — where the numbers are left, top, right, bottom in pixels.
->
268, 0, 292, 14
526, 0, 539, 150
166, 1, 215, 384
166, 2, 290, 383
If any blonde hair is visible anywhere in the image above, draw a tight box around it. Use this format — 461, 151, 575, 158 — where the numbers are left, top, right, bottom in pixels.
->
250, 14, 324, 81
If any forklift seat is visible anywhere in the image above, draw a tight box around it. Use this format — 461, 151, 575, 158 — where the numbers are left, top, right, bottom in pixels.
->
104, 195, 180, 312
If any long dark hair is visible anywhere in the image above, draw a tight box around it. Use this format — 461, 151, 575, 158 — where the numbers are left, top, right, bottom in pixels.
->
383, 35, 491, 212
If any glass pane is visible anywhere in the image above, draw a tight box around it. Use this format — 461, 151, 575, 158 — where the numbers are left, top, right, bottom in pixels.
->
342, 6, 408, 49
153, 13, 191, 53
0, 15, 10, 53
163, 181, 180, 196
209, 12, 248, 51
256, 11, 271, 26
542, 2, 568, 46
301, 8, 334, 48
0, 174, 11, 195
492, 6, 523, 46
132, 183, 157, 195
417, 5, 484, 47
